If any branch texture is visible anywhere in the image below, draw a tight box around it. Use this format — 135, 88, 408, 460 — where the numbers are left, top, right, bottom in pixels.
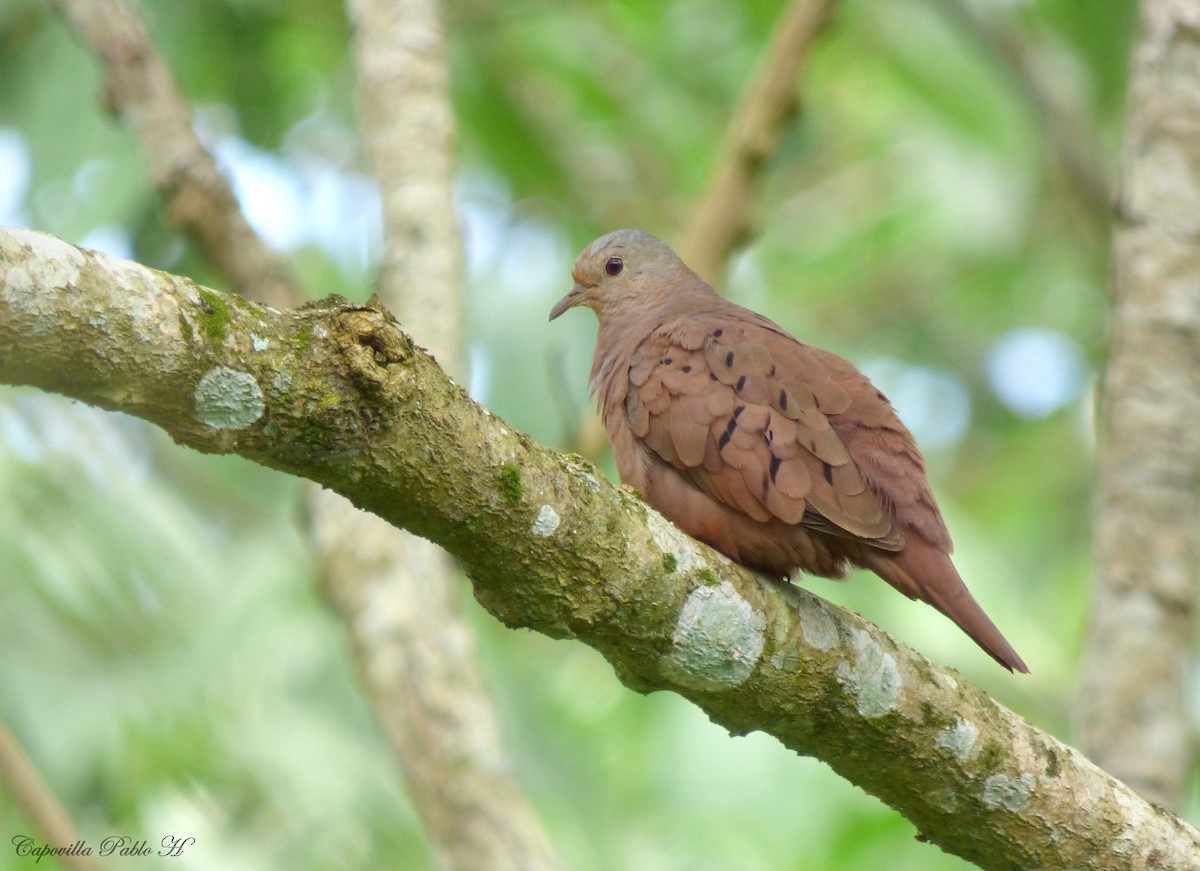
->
1076, 0, 1200, 810
2, 229, 1198, 871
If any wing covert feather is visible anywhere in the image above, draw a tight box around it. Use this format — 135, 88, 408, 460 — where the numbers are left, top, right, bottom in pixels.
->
623, 315, 902, 548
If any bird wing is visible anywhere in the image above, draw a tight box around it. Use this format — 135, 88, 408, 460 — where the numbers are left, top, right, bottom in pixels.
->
624, 310, 908, 550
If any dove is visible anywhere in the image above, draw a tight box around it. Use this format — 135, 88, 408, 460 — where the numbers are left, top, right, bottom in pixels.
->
550, 229, 1027, 673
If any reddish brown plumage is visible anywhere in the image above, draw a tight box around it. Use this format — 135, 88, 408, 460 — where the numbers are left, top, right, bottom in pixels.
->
550, 230, 1027, 673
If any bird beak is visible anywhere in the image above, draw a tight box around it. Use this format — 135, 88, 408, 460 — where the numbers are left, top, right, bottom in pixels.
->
549, 282, 588, 322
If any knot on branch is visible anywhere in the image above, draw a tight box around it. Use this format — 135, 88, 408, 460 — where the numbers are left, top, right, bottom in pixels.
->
333, 299, 414, 394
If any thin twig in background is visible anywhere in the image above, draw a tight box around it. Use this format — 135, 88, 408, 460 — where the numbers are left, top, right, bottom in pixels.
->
0, 717, 106, 871
52, 0, 302, 307
678, 0, 837, 284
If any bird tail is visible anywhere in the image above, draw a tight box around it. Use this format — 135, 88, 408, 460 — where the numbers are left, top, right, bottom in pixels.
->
861, 540, 1029, 674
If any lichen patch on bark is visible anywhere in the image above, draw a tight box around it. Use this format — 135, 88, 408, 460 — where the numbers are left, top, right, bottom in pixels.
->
660, 580, 765, 691
194, 366, 266, 430
837, 628, 901, 717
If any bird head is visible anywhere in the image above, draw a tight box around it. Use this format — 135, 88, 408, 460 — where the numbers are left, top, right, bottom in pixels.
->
549, 229, 698, 323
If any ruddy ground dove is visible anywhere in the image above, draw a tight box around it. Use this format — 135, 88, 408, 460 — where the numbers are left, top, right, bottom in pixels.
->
550, 229, 1027, 673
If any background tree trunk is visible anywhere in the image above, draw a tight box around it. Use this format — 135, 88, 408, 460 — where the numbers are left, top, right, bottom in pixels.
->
1075, 0, 1200, 810
310, 1, 561, 867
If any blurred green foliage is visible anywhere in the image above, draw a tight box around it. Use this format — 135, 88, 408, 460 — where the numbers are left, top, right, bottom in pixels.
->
0, 0, 1147, 868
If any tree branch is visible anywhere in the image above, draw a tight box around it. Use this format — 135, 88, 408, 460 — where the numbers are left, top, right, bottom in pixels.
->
1076, 0, 1200, 810
0, 716, 106, 871
678, 0, 836, 283
52, 0, 302, 308
2, 228, 1197, 870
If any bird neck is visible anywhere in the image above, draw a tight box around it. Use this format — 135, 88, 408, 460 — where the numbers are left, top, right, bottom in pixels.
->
588, 291, 698, 400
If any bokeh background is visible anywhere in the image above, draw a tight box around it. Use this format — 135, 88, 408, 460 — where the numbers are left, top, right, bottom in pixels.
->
0, 0, 1146, 868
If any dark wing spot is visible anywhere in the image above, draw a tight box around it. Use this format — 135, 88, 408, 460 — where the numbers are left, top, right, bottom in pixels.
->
761, 473, 769, 498
682, 365, 692, 373
736, 375, 746, 391
779, 390, 788, 410
733, 405, 745, 419
814, 394, 821, 410
725, 351, 735, 367
717, 417, 738, 450
709, 372, 719, 381
769, 365, 776, 377
769, 455, 782, 483
663, 357, 673, 365
713, 328, 723, 338
822, 462, 834, 485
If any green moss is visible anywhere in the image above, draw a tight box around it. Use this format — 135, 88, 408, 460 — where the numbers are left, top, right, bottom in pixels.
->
926, 704, 956, 732
921, 701, 954, 730
661, 553, 677, 573
459, 513, 484, 537
301, 422, 331, 449
697, 568, 719, 586
178, 310, 194, 343
197, 288, 230, 343
976, 742, 1006, 772
499, 464, 523, 502
1044, 747, 1061, 778
293, 320, 314, 353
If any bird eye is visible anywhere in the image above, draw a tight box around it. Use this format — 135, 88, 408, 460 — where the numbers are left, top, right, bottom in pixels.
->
605, 257, 624, 276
